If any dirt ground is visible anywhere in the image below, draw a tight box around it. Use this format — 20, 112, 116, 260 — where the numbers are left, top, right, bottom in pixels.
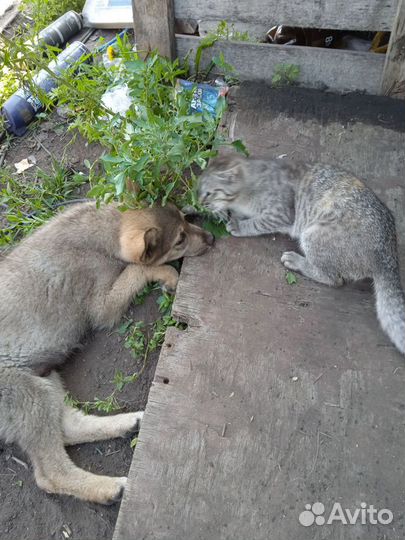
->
0, 114, 163, 540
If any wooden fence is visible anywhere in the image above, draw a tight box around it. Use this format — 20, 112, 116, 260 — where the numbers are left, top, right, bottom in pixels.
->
132, 0, 405, 97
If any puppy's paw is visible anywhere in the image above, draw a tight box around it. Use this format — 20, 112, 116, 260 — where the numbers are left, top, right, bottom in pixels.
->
281, 251, 303, 271
157, 265, 179, 293
122, 411, 143, 438
103, 477, 127, 505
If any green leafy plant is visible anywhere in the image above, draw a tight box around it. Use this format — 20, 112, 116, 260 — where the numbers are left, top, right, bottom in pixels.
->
130, 437, 138, 449
272, 64, 301, 87
19, 0, 86, 33
64, 392, 121, 414
285, 271, 298, 285
66, 288, 185, 413
0, 0, 86, 105
210, 20, 251, 42
0, 163, 88, 245
52, 46, 231, 208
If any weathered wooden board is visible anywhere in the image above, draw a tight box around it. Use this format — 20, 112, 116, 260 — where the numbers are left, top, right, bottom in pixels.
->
131, 0, 175, 59
174, 0, 398, 32
114, 86, 405, 540
382, 0, 405, 98
198, 20, 270, 42
176, 36, 385, 95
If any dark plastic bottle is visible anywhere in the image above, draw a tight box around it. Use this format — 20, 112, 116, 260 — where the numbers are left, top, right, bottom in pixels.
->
1, 41, 90, 136
37, 11, 83, 48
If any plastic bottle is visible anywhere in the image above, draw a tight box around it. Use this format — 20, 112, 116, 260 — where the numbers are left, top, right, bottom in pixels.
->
37, 11, 83, 48
1, 41, 90, 136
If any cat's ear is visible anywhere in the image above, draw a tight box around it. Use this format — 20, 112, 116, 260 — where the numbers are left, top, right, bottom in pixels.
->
219, 156, 246, 181
208, 149, 246, 178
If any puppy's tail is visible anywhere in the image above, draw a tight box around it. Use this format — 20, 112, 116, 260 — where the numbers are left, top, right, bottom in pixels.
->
374, 263, 405, 355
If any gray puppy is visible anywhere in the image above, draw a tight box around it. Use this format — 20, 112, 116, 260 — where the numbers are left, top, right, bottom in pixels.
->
198, 154, 405, 355
0, 202, 213, 504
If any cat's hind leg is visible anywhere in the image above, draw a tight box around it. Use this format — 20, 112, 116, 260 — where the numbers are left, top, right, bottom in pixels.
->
281, 251, 344, 287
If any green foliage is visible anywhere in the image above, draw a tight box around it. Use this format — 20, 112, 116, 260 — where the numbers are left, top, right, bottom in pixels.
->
285, 271, 298, 285
130, 437, 138, 449
123, 321, 146, 358
0, 0, 85, 104
0, 65, 19, 105
211, 21, 251, 42
64, 392, 121, 414
156, 291, 174, 313
272, 64, 301, 87
19, 0, 86, 33
66, 288, 185, 413
54, 46, 229, 208
202, 217, 229, 239
194, 22, 246, 81
0, 163, 88, 246
1, 26, 238, 211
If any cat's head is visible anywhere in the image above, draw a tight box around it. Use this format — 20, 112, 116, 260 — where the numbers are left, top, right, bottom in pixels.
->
198, 154, 247, 217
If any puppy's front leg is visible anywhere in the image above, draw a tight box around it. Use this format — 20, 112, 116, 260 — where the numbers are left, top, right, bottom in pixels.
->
90, 264, 179, 329
144, 264, 179, 293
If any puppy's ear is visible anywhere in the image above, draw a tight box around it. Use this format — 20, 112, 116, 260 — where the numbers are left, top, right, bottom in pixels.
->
140, 227, 163, 264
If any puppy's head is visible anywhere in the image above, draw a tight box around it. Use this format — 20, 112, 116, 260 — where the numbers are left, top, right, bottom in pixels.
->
119, 204, 214, 265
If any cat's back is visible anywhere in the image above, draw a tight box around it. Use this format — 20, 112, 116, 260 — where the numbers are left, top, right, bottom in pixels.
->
294, 163, 395, 235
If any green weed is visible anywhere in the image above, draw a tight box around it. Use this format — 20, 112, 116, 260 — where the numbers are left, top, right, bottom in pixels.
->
285, 271, 298, 285
130, 437, 138, 449
0, 163, 88, 245
272, 64, 301, 87
210, 20, 251, 42
65, 290, 185, 413
19, 0, 86, 33
55, 47, 229, 208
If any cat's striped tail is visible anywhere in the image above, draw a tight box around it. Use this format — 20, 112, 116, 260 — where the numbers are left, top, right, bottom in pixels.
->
374, 263, 405, 355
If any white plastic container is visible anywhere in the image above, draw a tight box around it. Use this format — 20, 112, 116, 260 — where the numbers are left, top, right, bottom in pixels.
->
82, 0, 133, 28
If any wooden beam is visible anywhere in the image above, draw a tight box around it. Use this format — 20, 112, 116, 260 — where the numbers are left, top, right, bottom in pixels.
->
174, 0, 396, 32
176, 36, 385, 95
132, 0, 175, 60
381, 0, 405, 98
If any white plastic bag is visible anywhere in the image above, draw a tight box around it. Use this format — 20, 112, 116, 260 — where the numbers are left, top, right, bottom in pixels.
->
101, 84, 132, 115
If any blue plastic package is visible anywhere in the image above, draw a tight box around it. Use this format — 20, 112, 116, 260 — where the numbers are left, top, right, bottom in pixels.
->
176, 79, 228, 117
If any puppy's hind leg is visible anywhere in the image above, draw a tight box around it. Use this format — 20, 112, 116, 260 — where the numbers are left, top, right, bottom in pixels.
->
0, 369, 127, 504
47, 372, 143, 445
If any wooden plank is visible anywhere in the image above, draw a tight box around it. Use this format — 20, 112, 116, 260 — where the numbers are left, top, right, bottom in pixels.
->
381, 0, 405, 98
174, 0, 397, 32
198, 20, 269, 42
114, 86, 405, 540
176, 35, 385, 95
131, 0, 175, 59
114, 247, 405, 540
224, 84, 405, 252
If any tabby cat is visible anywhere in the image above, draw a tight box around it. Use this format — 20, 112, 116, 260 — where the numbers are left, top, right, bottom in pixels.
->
198, 154, 405, 355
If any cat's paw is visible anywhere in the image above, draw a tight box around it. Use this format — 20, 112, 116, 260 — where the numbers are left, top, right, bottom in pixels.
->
281, 251, 303, 271
226, 218, 243, 237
